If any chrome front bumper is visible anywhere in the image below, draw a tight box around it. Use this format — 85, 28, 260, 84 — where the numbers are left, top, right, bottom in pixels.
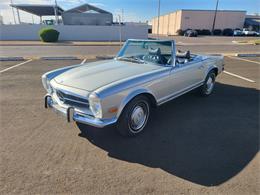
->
44, 95, 117, 128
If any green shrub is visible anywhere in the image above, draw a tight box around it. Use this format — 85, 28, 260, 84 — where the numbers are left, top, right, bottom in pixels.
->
223, 28, 234, 36
201, 29, 211, 35
176, 29, 184, 36
213, 29, 222, 35
195, 29, 202, 35
39, 28, 60, 42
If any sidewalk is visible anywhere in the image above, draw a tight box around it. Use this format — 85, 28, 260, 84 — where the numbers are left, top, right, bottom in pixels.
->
0, 41, 123, 46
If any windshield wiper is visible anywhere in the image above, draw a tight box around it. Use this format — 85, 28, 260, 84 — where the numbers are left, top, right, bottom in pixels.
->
117, 56, 145, 64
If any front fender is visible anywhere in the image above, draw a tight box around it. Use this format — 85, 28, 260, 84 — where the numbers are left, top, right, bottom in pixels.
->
43, 64, 81, 81
116, 88, 156, 118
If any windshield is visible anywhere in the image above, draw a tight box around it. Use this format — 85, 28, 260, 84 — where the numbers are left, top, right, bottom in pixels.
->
117, 40, 173, 65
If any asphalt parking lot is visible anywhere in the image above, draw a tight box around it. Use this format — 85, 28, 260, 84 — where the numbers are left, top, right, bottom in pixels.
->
0, 57, 259, 194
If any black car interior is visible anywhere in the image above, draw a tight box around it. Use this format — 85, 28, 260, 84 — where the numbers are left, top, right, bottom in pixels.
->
141, 47, 194, 66
142, 48, 168, 65
176, 50, 192, 64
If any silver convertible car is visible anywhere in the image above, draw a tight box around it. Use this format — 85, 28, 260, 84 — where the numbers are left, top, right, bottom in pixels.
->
42, 39, 224, 136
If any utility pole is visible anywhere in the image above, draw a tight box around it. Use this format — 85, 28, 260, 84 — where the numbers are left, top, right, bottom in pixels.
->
121, 9, 124, 23
54, 0, 58, 25
212, 0, 219, 34
118, 15, 122, 47
10, 0, 16, 24
157, 0, 161, 39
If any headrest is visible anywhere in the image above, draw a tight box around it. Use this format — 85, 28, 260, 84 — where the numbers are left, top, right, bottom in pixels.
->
177, 50, 191, 59
149, 48, 161, 55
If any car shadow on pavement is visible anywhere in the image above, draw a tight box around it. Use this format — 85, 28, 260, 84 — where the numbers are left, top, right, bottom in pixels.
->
77, 83, 259, 186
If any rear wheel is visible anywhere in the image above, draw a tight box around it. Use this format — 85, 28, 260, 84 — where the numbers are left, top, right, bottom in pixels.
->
116, 95, 150, 137
200, 71, 216, 96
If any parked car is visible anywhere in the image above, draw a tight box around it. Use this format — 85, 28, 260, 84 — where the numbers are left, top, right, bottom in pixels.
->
242, 28, 259, 36
233, 29, 243, 36
42, 39, 224, 137
184, 30, 198, 37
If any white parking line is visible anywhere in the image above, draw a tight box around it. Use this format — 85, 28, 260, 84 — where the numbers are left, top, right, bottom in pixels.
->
81, 59, 87, 64
227, 56, 260, 65
0, 59, 33, 74
223, 71, 255, 83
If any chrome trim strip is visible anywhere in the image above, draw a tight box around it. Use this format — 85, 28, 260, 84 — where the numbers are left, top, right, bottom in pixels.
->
52, 84, 89, 101
62, 97, 89, 106
45, 94, 117, 128
52, 93, 93, 116
157, 81, 204, 106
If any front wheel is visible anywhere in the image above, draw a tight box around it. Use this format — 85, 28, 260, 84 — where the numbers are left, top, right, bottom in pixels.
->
116, 95, 150, 137
200, 71, 216, 96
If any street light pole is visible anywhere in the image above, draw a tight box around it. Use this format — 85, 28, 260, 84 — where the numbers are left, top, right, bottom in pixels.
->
157, 0, 161, 39
212, 0, 219, 34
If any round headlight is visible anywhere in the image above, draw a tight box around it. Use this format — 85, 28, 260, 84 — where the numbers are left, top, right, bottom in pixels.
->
47, 80, 53, 94
89, 93, 102, 119
42, 75, 53, 94
42, 75, 48, 90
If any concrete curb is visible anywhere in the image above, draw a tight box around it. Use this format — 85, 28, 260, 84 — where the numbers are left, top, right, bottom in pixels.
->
0, 57, 25, 61
96, 55, 115, 60
231, 41, 252, 45
205, 53, 260, 57
235, 53, 260, 57
40, 56, 80, 60
0, 42, 122, 47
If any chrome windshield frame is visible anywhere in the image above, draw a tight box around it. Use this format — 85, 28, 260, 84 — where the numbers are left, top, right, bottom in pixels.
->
115, 39, 176, 67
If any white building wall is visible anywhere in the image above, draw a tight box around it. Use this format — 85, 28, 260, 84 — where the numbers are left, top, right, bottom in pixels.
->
0, 24, 148, 41
151, 10, 246, 35
181, 10, 246, 30
62, 13, 113, 25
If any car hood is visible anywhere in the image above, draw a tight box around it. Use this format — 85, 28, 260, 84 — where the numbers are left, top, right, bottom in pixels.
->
54, 60, 162, 91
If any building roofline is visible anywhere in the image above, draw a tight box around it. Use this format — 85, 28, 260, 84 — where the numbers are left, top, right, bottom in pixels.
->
10, 4, 64, 16
151, 9, 247, 20
180, 9, 246, 12
64, 3, 112, 14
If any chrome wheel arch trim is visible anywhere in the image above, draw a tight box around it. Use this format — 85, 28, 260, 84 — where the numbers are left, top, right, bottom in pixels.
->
205, 65, 219, 80
116, 88, 157, 119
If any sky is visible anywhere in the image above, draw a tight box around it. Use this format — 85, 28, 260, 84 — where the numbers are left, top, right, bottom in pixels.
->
0, 0, 259, 24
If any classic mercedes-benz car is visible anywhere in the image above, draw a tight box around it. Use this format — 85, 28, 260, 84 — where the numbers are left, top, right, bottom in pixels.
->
42, 39, 224, 136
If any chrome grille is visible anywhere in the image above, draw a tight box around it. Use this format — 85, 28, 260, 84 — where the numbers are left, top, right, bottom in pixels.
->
56, 90, 89, 108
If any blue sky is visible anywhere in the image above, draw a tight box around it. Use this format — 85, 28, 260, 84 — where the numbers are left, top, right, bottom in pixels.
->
1, 0, 259, 24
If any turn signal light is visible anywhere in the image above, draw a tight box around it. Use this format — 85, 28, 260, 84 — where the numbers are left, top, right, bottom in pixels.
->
108, 107, 118, 113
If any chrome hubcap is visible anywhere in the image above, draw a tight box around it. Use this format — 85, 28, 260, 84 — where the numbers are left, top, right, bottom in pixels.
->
206, 77, 214, 94
130, 105, 147, 131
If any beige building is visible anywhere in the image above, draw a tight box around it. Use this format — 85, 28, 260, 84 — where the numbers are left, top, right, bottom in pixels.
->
152, 9, 246, 35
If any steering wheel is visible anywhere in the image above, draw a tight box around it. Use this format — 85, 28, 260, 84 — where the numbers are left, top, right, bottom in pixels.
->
143, 48, 167, 64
